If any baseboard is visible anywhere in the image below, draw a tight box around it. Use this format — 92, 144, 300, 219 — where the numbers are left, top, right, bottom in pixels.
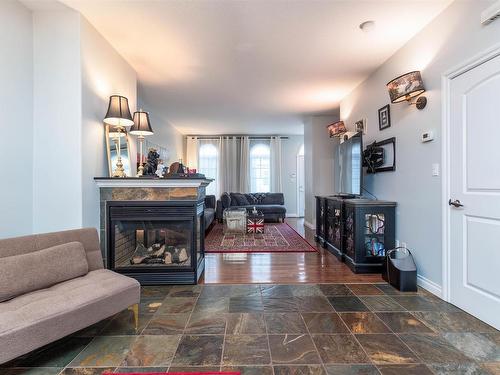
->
286, 213, 298, 218
304, 220, 315, 230
417, 274, 443, 298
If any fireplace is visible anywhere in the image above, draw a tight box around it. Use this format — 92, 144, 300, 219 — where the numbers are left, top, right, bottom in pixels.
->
107, 201, 205, 284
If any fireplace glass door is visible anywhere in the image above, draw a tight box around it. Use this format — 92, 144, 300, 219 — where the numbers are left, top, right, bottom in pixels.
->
112, 220, 192, 269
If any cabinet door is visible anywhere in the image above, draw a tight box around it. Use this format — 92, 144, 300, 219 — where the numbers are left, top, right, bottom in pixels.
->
344, 205, 355, 260
318, 198, 325, 237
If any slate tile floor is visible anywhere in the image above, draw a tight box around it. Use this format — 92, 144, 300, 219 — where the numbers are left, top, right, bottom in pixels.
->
2, 283, 499, 375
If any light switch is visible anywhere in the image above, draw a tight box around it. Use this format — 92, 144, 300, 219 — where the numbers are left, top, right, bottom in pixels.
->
432, 163, 440, 176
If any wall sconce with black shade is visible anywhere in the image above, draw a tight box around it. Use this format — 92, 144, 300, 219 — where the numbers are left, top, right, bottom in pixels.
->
103, 95, 134, 177
130, 110, 154, 177
387, 71, 427, 110
327, 120, 347, 138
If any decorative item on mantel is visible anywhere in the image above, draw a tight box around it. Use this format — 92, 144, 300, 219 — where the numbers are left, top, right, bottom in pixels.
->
144, 148, 161, 176
327, 120, 347, 138
387, 71, 427, 110
130, 110, 154, 177
103, 95, 134, 178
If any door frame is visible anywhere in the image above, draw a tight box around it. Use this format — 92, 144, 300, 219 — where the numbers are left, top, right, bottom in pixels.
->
296, 153, 305, 217
441, 43, 500, 302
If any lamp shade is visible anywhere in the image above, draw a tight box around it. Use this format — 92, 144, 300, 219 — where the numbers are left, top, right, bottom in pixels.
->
130, 111, 154, 136
327, 120, 347, 138
387, 71, 425, 103
103, 95, 134, 127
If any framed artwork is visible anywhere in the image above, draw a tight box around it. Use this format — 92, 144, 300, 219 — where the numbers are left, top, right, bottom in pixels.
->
363, 137, 396, 174
378, 104, 391, 131
355, 119, 366, 134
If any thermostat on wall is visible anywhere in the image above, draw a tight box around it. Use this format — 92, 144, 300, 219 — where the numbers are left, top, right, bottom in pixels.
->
421, 130, 434, 143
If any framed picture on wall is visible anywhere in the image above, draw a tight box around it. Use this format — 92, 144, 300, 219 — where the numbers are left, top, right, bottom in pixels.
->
355, 119, 366, 134
378, 104, 391, 131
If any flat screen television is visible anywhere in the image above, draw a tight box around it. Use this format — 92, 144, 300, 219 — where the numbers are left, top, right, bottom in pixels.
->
335, 132, 363, 196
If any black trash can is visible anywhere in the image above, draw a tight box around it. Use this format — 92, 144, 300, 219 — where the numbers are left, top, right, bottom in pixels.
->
382, 247, 417, 292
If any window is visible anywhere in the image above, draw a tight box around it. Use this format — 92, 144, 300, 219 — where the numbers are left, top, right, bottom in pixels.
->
250, 143, 271, 192
198, 143, 218, 196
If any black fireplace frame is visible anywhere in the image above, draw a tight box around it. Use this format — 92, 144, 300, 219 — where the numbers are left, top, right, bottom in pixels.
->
106, 200, 205, 285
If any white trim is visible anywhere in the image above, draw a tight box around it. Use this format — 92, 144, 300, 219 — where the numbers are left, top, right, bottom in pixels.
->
296, 150, 305, 218
417, 274, 443, 298
286, 213, 299, 218
95, 179, 213, 188
441, 42, 500, 303
304, 220, 315, 230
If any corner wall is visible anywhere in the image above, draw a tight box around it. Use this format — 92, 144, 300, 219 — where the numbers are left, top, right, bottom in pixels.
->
30, 7, 137, 234
282, 135, 304, 216
81, 18, 137, 230
32, 9, 83, 233
339, 0, 500, 289
0, 1, 33, 238
304, 112, 340, 226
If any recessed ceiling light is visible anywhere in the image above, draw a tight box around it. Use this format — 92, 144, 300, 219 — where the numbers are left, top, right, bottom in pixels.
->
359, 20, 376, 33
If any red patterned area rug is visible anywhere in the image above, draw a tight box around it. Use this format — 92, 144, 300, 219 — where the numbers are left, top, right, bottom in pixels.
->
108, 372, 239, 375
205, 223, 317, 253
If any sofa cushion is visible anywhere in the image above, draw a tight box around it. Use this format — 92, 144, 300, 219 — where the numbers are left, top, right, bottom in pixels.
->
0, 242, 89, 303
0, 269, 140, 364
204, 208, 215, 229
261, 193, 285, 205
221, 192, 231, 208
230, 193, 250, 206
240, 205, 287, 214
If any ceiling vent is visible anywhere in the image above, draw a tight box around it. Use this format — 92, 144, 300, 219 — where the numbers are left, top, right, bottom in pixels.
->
481, 0, 500, 25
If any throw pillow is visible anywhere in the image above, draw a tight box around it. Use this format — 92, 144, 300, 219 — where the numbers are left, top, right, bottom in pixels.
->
0, 241, 89, 302
230, 193, 250, 206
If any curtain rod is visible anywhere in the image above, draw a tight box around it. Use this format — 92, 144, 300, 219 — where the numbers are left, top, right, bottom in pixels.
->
186, 135, 289, 140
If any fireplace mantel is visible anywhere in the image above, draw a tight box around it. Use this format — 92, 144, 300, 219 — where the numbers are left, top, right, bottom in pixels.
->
94, 177, 213, 188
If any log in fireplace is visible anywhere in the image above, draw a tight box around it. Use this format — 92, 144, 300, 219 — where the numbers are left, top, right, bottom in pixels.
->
107, 201, 205, 285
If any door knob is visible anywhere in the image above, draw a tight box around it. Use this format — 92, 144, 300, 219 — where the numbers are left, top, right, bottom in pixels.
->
449, 199, 464, 208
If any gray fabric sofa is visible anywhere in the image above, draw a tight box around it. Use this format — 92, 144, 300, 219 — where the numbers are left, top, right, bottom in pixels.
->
204, 195, 216, 231
216, 192, 286, 222
0, 228, 140, 364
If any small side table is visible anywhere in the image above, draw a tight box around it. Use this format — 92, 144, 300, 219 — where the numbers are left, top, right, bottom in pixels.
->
223, 208, 247, 234
247, 211, 265, 234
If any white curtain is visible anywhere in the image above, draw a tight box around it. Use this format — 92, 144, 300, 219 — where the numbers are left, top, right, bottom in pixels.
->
239, 136, 251, 193
198, 138, 220, 197
185, 136, 199, 170
219, 137, 240, 193
270, 136, 283, 193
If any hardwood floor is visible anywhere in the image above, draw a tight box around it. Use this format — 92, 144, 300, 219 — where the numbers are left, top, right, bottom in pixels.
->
201, 218, 383, 284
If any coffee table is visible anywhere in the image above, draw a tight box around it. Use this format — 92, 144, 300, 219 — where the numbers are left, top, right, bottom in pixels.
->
223, 208, 247, 234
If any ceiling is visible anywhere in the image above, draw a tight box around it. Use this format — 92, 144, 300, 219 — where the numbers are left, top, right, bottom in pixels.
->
62, 0, 451, 135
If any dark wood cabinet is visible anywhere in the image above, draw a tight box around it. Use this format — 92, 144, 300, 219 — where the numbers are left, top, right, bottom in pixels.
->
315, 196, 396, 273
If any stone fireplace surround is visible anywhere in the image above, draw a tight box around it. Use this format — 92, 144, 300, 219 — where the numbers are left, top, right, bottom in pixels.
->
95, 177, 212, 285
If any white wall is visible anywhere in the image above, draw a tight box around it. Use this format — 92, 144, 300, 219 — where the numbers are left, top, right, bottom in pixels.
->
304, 113, 340, 226
9, 5, 138, 235
0, 1, 33, 238
138, 90, 184, 166
282, 135, 304, 216
32, 9, 83, 233
339, 0, 500, 288
81, 18, 137, 229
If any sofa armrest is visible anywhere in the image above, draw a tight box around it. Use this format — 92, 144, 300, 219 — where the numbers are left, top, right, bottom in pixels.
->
204, 195, 216, 209
216, 200, 224, 221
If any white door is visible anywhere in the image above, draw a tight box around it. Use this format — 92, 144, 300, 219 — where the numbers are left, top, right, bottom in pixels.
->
297, 154, 305, 217
449, 54, 500, 329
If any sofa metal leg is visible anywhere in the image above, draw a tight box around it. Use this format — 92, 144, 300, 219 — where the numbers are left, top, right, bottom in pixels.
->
128, 303, 139, 331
